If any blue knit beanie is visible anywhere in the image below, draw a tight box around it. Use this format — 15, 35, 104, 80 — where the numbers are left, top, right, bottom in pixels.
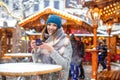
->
46, 15, 62, 29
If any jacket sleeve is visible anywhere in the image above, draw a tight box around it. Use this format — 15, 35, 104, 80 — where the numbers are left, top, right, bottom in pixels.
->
50, 38, 72, 69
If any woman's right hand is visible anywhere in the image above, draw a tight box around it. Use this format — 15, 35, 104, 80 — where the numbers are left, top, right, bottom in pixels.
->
30, 40, 38, 51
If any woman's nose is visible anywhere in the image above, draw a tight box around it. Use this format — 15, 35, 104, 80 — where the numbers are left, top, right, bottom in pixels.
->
49, 25, 53, 28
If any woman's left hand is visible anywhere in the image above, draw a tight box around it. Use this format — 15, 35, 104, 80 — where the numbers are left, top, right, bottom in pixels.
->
39, 42, 54, 54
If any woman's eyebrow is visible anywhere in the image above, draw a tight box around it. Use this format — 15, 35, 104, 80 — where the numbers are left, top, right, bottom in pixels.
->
32, 42, 36, 44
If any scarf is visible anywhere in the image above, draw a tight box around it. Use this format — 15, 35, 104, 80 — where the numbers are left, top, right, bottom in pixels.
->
45, 28, 66, 47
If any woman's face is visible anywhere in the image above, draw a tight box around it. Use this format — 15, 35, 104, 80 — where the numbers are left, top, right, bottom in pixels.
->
47, 23, 57, 35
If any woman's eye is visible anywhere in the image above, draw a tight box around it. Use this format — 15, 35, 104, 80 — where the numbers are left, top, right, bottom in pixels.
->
53, 24, 57, 26
47, 23, 57, 27
48, 23, 51, 26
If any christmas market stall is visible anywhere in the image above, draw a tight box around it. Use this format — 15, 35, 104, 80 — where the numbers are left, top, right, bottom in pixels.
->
84, 0, 120, 79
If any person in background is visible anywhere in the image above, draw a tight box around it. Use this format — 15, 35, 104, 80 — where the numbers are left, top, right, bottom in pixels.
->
69, 34, 80, 80
97, 41, 107, 70
76, 37, 85, 79
31, 15, 72, 80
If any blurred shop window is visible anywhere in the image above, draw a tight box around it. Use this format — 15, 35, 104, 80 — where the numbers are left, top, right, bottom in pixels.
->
88, 19, 92, 24
34, 4, 39, 11
13, 3, 19, 10
1, 14, 8, 19
65, 0, 79, 8
44, 0, 49, 8
2, 0, 9, 5
79, 15, 86, 20
54, 1, 59, 9
3, 21, 8, 28
23, 0, 29, 1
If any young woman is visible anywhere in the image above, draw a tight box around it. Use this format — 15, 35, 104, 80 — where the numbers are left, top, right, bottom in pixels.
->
31, 15, 72, 80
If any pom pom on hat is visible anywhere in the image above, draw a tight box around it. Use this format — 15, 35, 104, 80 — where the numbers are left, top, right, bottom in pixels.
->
46, 15, 62, 29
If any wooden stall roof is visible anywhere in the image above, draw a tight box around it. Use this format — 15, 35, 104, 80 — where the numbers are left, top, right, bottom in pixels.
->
18, 7, 92, 33
84, 0, 120, 24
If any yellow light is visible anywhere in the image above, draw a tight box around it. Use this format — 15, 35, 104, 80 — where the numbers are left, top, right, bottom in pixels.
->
114, 7, 117, 10
111, 8, 114, 11
68, 15, 71, 19
74, 18, 77, 21
104, 7, 107, 10
56, 11, 59, 14
108, 25, 112, 29
113, 3, 116, 6
110, 4, 113, 7
106, 10, 108, 13
100, 9, 102, 11
118, 35, 120, 38
113, 11, 115, 13
89, 7, 100, 22
108, 13, 110, 15
107, 6, 110, 9
78, 19, 81, 22
93, 12, 99, 18
117, 6, 120, 8
21, 36, 29, 41
71, 16, 74, 20
109, 9, 111, 12
110, 12, 113, 14
105, 14, 108, 16
65, 13, 68, 17
8, 50, 11, 53
104, 7, 106, 10
103, 11, 106, 14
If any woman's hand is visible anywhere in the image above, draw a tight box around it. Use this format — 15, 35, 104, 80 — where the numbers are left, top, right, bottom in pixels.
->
39, 42, 54, 54
30, 40, 38, 51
